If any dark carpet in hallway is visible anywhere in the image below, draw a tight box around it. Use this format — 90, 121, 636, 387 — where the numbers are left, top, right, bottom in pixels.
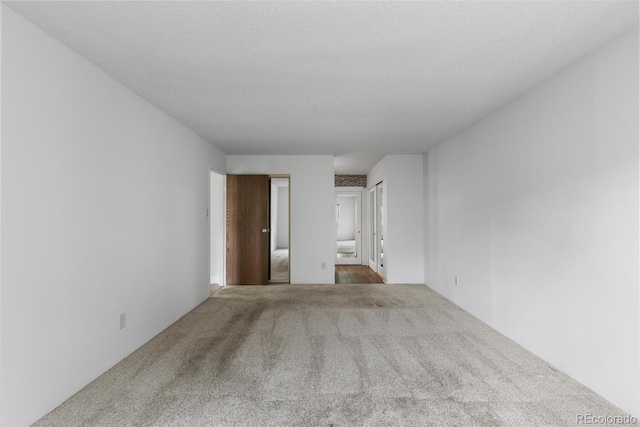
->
34, 284, 627, 426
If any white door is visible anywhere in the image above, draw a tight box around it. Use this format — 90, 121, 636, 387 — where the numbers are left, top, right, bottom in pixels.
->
335, 190, 362, 265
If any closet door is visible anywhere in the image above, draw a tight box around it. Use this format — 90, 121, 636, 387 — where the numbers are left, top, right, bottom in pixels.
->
226, 175, 270, 285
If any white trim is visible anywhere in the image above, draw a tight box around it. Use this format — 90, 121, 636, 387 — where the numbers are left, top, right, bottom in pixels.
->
209, 169, 226, 287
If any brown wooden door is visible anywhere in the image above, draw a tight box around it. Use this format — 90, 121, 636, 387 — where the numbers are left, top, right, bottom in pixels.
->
226, 175, 270, 285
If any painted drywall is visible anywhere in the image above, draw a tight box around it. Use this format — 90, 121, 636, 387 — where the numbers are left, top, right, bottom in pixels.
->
368, 155, 424, 284
425, 28, 639, 416
336, 195, 356, 241
277, 186, 289, 249
227, 156, 335, 284
0, 7, 227, 426
210, 171, 224, 284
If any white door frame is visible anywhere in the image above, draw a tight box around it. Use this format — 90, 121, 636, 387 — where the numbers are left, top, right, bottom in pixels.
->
368, 182, 385, 280
368, 185, 377, 271
375, 183, 386, 279
335, 188, 362, 265
269, 175, 291, 283
209, 168, 226, 287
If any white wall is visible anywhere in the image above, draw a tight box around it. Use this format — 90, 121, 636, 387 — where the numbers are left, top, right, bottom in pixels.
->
210, 171, 224, 284
277, 186, 289, 248
1, 7, 227, 426
336, 195, 356, 241
368, 155, 424, 284
425, 28, 639, 416
227, 156, 335, 284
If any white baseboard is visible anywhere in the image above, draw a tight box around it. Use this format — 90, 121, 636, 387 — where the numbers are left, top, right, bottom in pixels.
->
210, 275, 219, 285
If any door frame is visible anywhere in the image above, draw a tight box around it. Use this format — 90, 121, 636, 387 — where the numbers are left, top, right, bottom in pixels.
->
209, 168, 227, 288
223, 174, 291, 285
269, 175, 291, 283
335, 188, 362, 265
375, 183, 386, 279
368, 185, 377, 271
368, 182, 385, 280
225, 175, 271, 285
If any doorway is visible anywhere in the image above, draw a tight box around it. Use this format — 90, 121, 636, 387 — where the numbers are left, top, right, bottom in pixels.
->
335, 190, 362, 265
209, 170, 225, 294
226, 174, 290, 285
270, 177, 290, 283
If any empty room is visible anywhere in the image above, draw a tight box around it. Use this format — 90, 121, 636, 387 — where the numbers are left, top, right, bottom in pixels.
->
1, 1, 638, 426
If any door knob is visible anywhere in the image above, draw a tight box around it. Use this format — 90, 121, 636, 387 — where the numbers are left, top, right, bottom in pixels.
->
262, 228, 270, 233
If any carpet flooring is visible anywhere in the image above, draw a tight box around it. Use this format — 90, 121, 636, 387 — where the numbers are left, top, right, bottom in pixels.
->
34, 284, 627, 426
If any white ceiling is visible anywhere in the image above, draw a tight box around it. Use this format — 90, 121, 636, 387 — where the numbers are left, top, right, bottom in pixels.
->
5, 1, 638, 174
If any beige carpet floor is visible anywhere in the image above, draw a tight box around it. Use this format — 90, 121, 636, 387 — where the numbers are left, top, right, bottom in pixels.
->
34, 284, 627, 426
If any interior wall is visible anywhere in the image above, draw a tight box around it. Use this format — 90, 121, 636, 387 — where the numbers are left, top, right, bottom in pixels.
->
1, 7, 227, 426
277, 186, 289, 248
425, 27, 639, 416
336, 195, 356, 241
227, 156, 335, 284
368, 155, 424, 284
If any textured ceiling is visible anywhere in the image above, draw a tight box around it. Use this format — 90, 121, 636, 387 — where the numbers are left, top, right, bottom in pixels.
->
5, 1, 639, 174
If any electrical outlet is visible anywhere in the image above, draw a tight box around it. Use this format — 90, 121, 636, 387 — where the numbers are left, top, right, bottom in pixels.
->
321, 262, 326, 270
119, 313, 127, 330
